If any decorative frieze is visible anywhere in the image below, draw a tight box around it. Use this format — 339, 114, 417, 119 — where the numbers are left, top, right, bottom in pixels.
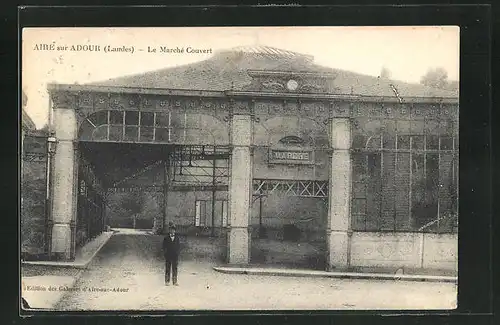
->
232, 100, 251, 115
94, 93, 109, 110
299, 101, 315, 118
23, 152, 48, 162
51, 91, 76, 109
283, 100, 299, 115
122, 94, 141, 110
141, 96, 154, 109
155, 98, 171, 110
65, 90, 458, 128
332, 102, 350, 117
77, 92, 94, 109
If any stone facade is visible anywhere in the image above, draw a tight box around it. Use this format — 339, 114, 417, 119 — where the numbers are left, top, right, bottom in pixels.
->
38, 47, 458, 272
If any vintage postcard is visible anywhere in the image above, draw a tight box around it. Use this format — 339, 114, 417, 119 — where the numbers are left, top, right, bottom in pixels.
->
21, 26, 459, 312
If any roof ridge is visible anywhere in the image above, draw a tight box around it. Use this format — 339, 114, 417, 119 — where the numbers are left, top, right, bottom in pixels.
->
217, 45, 314, 61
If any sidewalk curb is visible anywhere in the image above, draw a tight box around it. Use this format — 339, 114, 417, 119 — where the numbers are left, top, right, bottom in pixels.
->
212, 266, 458, 283
79, 232, 114, 269
22, 232, 114, 269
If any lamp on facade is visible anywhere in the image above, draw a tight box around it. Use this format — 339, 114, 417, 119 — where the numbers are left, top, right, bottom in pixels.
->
47, 135, 57, 155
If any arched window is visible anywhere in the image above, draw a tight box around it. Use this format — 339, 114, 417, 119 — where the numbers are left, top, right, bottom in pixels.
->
78, 110, 229, 145
279, 136, 304, 145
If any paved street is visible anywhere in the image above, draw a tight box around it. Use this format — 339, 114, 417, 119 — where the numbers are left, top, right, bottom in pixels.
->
55, 232, 457, 311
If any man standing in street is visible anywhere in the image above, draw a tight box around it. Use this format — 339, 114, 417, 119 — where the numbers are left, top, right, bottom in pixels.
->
163, 224, 180, 286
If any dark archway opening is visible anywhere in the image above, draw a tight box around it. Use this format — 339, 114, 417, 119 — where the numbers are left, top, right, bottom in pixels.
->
250, 179, 328, 270
77, 141, 230, 263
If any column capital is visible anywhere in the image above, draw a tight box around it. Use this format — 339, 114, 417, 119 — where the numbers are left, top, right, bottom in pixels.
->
329, 116, 351, 151
53, 108, 77, 141
230, 114, 253, 147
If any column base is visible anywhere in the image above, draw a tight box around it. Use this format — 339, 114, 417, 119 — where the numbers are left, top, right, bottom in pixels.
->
227, 227, 250, 265
327, 230, 350, 270
51, 223, 72, 260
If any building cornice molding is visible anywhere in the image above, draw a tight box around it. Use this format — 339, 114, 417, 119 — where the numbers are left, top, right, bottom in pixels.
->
47, 83, 459, 105
226, 90, 458, 104
47, 83, 227, 98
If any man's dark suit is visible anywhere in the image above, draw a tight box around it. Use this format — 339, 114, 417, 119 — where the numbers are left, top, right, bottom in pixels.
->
163, 234, 180, 284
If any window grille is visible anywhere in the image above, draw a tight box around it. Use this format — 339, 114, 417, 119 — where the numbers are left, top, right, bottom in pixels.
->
351, 117, 458, 233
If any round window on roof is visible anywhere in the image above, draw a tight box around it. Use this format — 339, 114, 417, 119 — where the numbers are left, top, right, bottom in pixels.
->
286, 79, 299, 91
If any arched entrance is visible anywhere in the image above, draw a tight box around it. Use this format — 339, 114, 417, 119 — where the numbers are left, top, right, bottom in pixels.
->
250, 115, 331, 270
49, 97, 233, 260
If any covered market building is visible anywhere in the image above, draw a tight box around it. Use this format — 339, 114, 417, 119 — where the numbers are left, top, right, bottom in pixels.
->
21, 46, 458, 274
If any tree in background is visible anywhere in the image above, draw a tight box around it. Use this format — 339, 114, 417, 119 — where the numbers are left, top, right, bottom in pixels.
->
445, 80, 459, 92
121, 192, 146, 228
380, 66, 392, 79
420, 67, 458, 91
106, 191, 156, 228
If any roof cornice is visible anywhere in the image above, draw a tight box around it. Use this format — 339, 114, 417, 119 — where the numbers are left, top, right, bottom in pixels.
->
47, 83, 458, 104
226, 91, 458, 104
47, 83, 227, 98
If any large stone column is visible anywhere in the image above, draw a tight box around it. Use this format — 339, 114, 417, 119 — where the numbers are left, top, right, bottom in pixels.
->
327, 117, 352, 270
228, 114, 252, 265
50, 99, 78, 260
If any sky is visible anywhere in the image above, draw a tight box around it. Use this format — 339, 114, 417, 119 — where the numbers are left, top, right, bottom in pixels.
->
22, 26, 459, 128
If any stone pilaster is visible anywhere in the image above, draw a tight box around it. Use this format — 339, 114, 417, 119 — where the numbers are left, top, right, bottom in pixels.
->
327, 117, 352, 270
228, 114, 252, 265
50, 100, 78, 260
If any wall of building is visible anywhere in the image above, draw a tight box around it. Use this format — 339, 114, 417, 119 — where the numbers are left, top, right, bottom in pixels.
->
178, 235, 228, 262
252, 103, 334, 148
252, 147, 329, 180
166, 190, 229, 230
250, 239, 326, 269
147, 234, 227, 263
421, 233, 458, 270
249, 194, 327, 269
72, 95, 459, 271
350, 232, 458, 273
21, 135, 48, 259
250, 195, 327, 241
